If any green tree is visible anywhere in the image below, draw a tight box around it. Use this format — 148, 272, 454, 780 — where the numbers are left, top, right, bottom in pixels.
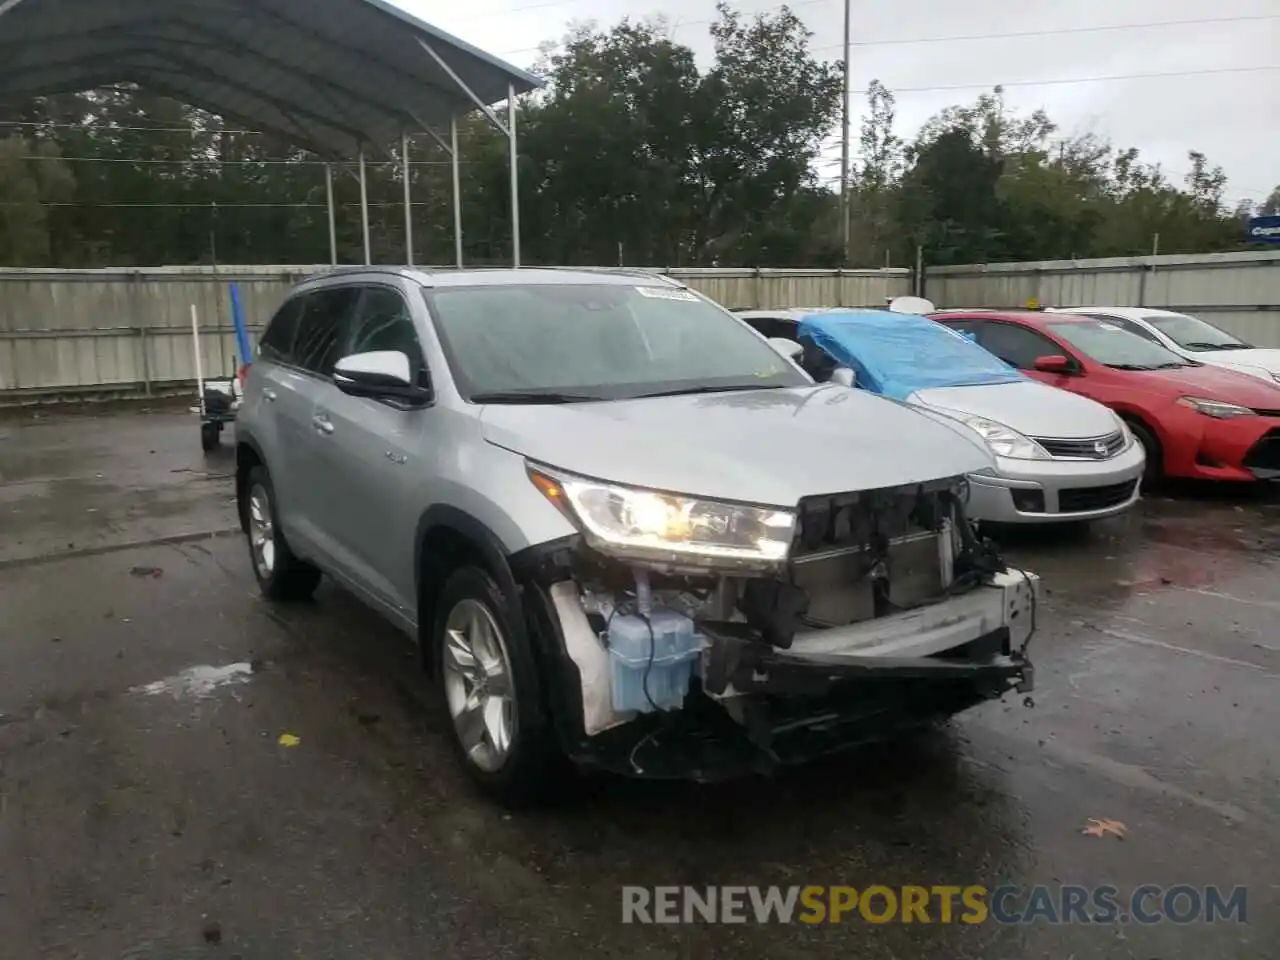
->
0, 134, 74, 264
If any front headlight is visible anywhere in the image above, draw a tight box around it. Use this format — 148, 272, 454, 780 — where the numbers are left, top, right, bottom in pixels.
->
933, 410, 1049, 460
1113, 414, 1135, 449
528, 464, 796, 568
1176, 396, 1255, 419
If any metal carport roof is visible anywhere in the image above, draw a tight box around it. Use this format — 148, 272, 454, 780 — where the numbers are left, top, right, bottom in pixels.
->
0, 0, 545, 264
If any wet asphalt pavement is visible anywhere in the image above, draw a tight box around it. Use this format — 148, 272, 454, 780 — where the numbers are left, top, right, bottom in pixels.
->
1, 407, 1276, 959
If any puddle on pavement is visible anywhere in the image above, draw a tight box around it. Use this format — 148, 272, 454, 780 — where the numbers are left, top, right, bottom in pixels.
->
130, 662, 255, 699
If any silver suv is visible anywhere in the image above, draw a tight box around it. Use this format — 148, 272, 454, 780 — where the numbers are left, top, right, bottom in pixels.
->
235, 267, 1038, 805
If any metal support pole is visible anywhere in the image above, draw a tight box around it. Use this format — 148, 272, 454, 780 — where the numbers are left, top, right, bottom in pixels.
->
839, 0, 851, 266
325, 163, 337, 266
451, 115, 463, 268
507, 83, 521, 268
401, 132, 413, 266
358, 147, 371, 265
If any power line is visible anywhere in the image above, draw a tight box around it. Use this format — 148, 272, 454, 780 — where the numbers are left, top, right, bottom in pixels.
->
492, 9, 1275, 57
13, 153, 468, 166
3, 59, 1269, 143
891, 64, 1277, 95
8, 201, 442, 208
811, 13, 1277, 53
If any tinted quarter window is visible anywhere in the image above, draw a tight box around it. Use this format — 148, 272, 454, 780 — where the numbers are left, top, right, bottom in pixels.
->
259, 297, 303, 363
347, 286, 428, 385
293, 287, 359, 376
975, 322, 1061, 369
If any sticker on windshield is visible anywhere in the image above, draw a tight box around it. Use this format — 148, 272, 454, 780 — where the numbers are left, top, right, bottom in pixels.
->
635, 285, 700, 302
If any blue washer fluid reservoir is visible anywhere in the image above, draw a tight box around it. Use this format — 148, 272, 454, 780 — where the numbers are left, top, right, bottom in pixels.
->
606, 608, 702, 713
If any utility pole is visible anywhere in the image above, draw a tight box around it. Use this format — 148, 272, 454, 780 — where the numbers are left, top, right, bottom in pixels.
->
839, 0, 851, 265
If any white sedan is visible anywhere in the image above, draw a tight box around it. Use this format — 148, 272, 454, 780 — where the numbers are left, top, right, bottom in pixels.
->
1047, 306, 1280, 386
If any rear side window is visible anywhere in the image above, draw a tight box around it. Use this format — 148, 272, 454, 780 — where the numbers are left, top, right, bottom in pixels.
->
973, 322, 1062, 369
293, 287, 360, 376
259, 297, 303, 363
743, 315, 799, 340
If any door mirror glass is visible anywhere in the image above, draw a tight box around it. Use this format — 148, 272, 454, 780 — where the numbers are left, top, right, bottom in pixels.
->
831, 366, 856, 387
1033, 354, 1075, 374
768, 337, 804, 362
334, 351, 431, 404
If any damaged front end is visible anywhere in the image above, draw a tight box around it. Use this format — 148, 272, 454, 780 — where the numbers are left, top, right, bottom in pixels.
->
513, 465, 1037, 779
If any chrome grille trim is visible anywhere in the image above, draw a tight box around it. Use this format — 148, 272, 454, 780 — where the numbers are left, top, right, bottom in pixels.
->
1032, 430, 1126, 460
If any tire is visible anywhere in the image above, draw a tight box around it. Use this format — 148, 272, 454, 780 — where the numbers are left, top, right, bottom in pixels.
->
433, 565, 560, 806
1125, 418, 1163, 486
200, 421, 221, 452
244, 465, 321, 602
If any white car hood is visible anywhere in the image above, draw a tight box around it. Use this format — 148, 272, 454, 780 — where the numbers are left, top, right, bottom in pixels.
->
1191, 348, 1280, 381
479, 385, 995, 506
911, 380, 1119, 439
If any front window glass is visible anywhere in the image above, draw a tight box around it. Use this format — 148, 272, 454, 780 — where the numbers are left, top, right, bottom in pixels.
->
423, 284, 809, 402
1141, 312, 1251, 351
1047, 319, 1190, 370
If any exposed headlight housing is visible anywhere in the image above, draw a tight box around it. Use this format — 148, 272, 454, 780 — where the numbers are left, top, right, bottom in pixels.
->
932, 409, 1050, 460
1112, 414, 1135, 449
527, 464, 796, 570
1176, 396, 1255, 419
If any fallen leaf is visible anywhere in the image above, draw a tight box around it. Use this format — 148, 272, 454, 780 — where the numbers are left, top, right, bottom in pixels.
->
1080, 818, 1127, 840
277, 732, 301, 748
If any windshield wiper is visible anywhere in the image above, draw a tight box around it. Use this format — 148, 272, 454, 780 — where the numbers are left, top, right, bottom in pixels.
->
470, 390, 607, 404
1183, 341, 1251, 351
1152, 362, 1190, 369
1105, 363, 1157, 371
630, 383, 781, 399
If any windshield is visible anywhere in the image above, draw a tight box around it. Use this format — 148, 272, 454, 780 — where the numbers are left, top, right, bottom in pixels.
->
1141, 312, 1251, 351
423, 284, 810, 401
1047, 319, 1191, 370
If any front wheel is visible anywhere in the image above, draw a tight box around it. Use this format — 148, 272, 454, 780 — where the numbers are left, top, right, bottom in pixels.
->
1126, 419, 1163, 486
433, 566, 561, 806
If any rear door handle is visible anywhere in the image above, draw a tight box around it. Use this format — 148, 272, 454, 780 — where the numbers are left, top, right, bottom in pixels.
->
263, 389, 277, 402
312, 414, 335, 435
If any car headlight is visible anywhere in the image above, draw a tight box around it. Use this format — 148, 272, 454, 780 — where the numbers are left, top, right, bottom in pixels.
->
932, 410, 1049, 460
527, 464, 796, 568
1176, 396, 1255, 419
1112, 414, 1135, 449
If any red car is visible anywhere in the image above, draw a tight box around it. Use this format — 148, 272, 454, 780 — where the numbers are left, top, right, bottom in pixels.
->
932, 310, 1280, 483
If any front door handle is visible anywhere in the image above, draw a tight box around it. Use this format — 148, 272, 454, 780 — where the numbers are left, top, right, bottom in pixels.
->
263, 389, 277, 402
312, 414, 335, 435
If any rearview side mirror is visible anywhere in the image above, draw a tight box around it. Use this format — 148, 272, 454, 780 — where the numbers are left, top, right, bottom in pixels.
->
334, 351, 432, 405
1033, 354, 1076, 375
768, 337, 804, 363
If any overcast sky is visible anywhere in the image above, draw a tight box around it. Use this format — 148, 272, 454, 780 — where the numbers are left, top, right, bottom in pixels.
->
400, 0, 1279, 207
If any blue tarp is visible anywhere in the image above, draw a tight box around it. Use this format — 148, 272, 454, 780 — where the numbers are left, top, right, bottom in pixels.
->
796, 310, 1025, 401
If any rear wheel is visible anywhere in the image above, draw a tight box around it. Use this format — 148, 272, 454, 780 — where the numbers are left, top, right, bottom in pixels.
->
433, 565, 560, 806
1125, 418, 1163, 486
245, 465, 321, 601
